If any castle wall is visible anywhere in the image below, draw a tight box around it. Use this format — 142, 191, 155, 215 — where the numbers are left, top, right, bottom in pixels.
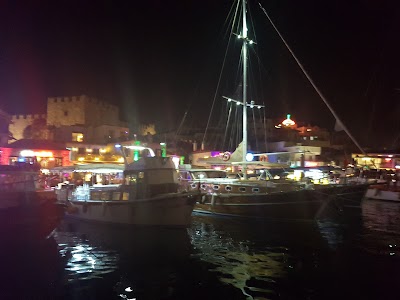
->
9, 114, 46, 141
47, 96, 86, 126
47, 95, 121, 127
10, 95, 127, 143
83, 96, 120, 126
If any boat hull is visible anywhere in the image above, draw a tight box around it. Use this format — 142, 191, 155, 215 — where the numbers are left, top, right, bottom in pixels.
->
364, 187, 400, 202
193, 184, 370, 220
65, 193, 198, 227
194, 189, 320, 220
313, 183, 370, 205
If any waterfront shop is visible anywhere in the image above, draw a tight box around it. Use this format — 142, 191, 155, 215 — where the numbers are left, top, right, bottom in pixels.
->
50, 163, 124, 187
0, 139, 71, 169
352, 152, 400, 170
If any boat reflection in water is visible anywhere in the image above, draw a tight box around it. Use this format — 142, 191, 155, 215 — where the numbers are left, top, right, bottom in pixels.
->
188, 214, 330, 299
3, 202, 400, 299
189, 206, 400, 300
55, 219, 192, 299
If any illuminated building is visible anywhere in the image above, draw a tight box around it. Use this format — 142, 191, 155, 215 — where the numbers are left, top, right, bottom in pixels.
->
6, 95, 131, 167
9, 95, 129, 144
0, 139, 71, 168
352, 152, 400, 169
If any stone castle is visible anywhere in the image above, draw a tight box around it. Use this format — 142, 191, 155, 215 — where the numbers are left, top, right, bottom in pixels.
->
9, 95, 128, 143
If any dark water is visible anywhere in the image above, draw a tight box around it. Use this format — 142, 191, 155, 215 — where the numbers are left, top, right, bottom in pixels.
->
1, 200, 400, 300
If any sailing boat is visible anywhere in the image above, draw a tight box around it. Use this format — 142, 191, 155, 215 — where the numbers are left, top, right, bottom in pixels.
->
181, 0, 370, 220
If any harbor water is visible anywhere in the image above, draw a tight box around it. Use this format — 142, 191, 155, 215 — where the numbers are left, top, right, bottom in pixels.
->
1, 199, 400, 300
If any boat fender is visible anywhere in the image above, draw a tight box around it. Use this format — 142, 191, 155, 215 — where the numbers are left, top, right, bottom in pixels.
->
201, 195, 206, 204
374, 189, 380, 196
211, 193, 217, 206
222, 152, 231, 161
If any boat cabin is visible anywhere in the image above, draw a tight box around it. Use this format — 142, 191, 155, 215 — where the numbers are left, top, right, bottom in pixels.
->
123, 156, 180, 198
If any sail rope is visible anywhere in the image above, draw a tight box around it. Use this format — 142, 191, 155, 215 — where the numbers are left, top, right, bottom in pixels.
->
258, 2, 366, 155
202, 0, 241, 149
262, 102, 267, 152
223, 102, 233, 150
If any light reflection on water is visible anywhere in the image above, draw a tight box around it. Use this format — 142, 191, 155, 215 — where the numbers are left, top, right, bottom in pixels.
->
3, 200, 400, 299
187, 201, 400, 300
55, 234, 119, 281
55, 220, 194, 299
188, 215, 332, 300
189, 219, 288, 299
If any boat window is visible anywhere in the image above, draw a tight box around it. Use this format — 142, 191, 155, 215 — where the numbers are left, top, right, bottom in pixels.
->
212, 185, 220, 190
190, 183, 198, 189
225, 186, 232, 192
252, 188, 260, 193
200, 184, 207, 190
227, 173, 241, 179
239, 187, 246, 192
125, 174, 137, 185
192, 170, 226, 179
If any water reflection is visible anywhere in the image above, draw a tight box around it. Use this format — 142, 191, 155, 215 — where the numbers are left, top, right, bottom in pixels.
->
3, 202, 400, 299
189, 215, 329, 299
56, 220, 192, 299
360, 199, 400, 256
189, 208, 400, 300
362, 199, 400, 234
55, 232, 119, 282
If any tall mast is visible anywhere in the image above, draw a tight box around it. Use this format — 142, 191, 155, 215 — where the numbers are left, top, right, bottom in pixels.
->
242, 0, 248, 179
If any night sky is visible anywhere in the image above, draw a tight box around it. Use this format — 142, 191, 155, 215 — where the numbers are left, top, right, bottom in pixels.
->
0, 0, 398, 147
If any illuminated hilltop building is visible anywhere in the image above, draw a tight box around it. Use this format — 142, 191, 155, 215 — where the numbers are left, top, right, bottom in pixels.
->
6, 95, 129, 166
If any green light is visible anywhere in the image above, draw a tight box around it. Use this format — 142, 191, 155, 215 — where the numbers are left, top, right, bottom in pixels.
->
133, 141, 140, 161
160, 143, 166, 158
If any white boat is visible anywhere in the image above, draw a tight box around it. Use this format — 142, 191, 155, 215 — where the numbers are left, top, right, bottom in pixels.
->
180, 0, 370, 220
57, 151, 200, 227
0, 164, 64, 238
364, 183, 400, 202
